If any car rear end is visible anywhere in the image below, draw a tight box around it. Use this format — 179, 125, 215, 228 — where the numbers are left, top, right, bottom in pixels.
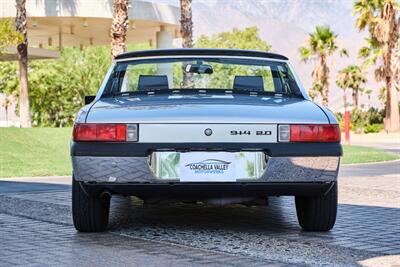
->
71, 49, 342, 233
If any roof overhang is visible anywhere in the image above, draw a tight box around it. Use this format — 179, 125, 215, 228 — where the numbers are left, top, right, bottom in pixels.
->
0, 46, 60, 61
0, 0, 180, 49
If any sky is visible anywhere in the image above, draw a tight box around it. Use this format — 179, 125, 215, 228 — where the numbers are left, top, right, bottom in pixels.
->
147, 0, 381, 111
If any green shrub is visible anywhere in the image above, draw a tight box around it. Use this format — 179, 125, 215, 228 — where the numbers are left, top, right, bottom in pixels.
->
364, 123, 383, 133
0, 43, 150, 127
335, 112, 345, 131
339, 108, 385, 134
365, 107, 384, 124
350, 108, 366, 133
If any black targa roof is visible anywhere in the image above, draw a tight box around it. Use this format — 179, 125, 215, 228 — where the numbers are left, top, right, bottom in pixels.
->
114, 48, 288, 61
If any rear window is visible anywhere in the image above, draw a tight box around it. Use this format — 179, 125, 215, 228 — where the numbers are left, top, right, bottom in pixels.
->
103, 57, 302, 97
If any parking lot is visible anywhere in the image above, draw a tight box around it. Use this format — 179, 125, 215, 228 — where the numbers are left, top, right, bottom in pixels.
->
0, 161, 399, 266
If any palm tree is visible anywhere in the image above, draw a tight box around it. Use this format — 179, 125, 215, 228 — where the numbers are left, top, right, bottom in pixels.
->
354, 0, 400, 132
336, 65, 367, 108
336, 67, 351, 110
299, 26, 347, 107
111, 0, 128, 59
379, 86, 387, 104
180, 0, 193, 88
2, 96, 11, 127
364, 88, 373, 108
180, 0, 193, 48
15, 0, 31, 127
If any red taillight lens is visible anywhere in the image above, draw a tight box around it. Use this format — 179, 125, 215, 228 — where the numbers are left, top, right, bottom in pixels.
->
290, 124, 340, 143
319, 125, 341, 142
73, 124, 97, 141
73, 123, 126, 142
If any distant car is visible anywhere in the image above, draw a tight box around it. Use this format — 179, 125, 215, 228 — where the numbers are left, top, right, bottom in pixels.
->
71, 48, 341, 232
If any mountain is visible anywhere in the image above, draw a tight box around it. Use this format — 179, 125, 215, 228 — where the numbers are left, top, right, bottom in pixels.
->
151, 0, 381, 111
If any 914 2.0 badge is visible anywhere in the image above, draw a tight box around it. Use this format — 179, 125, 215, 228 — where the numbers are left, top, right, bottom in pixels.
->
230, 130, 272, 135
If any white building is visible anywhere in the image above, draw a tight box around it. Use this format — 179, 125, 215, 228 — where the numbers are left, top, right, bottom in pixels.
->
0, 0, 181, 126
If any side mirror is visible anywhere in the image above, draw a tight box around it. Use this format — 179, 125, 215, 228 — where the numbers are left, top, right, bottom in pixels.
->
84, 95, 96, 105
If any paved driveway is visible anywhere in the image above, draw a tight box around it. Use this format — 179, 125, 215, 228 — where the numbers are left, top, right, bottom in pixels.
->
0, 162, 399, 266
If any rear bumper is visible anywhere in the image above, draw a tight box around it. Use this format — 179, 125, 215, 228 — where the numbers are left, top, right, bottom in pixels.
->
71, 140, 341, 185
80, 181, 336, 197
72, 155, 340, 183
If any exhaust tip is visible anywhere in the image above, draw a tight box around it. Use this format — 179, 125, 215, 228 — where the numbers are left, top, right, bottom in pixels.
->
100, 190, 112, 200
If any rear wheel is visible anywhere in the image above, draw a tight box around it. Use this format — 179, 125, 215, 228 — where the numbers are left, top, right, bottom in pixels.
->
72, 177, 110, 232
295, 183, 337, 231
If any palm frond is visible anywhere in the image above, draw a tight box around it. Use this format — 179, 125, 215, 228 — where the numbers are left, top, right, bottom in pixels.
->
358, 45, 372, 58
374, 66, 386, 81
353, 0, 380, 31
298, 46, 312, 62
340, 48, 349, 57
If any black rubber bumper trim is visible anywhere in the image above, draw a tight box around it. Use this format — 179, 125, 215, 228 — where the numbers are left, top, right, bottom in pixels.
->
81, 181, 335, 198
71, 142, 342, 157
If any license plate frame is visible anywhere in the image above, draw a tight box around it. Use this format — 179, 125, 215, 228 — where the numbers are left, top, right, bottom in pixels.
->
179, 152, 236, 182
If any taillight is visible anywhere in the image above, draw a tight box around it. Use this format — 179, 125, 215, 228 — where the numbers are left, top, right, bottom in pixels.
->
73, 123, 132, 142
279, 124, 340, 143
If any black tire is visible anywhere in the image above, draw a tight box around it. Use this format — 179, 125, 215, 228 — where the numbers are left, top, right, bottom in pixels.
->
295, 183, 337, 231
72, 177, 110, 232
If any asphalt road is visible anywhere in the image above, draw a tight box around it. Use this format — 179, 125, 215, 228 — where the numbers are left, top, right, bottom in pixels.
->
0, 180, 70, 193
0, 161, 399, 266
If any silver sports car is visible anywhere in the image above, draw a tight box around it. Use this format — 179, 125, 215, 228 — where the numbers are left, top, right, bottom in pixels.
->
71, 48, 341, 232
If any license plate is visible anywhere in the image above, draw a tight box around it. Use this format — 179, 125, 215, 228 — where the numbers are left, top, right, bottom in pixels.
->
180, 152, 236, 182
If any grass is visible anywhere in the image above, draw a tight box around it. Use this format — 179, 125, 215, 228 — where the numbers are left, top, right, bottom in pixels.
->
341, 145, 399, 164
0, 127, 72, 177
0, 128, 398, 177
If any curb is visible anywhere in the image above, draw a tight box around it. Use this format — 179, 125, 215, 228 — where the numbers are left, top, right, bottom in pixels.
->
341, 158, 400, 167
0, 175, 71, 180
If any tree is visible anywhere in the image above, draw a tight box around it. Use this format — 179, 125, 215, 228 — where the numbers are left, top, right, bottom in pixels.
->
0, 19, 23, 55
0, 44, 152, 127
364, 88, 373, 108
195, 27, 273, 90
2, 95, 12, 126
379, 86, 387, 104
1, 47, 102, 127
354, 0, 400, 132
180, 0, 193, 48
111, 0, 128, 59
299, 25, 348, 107
180, 0, 194, 87
196, 27, 271, 51
336, 65, 367, 108
0, 19, 22, 127
15, 0, 31, 127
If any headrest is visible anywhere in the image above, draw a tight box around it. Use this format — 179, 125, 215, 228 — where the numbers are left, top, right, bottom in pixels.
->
233, 76, 264, 91
138, 75, 169, 90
